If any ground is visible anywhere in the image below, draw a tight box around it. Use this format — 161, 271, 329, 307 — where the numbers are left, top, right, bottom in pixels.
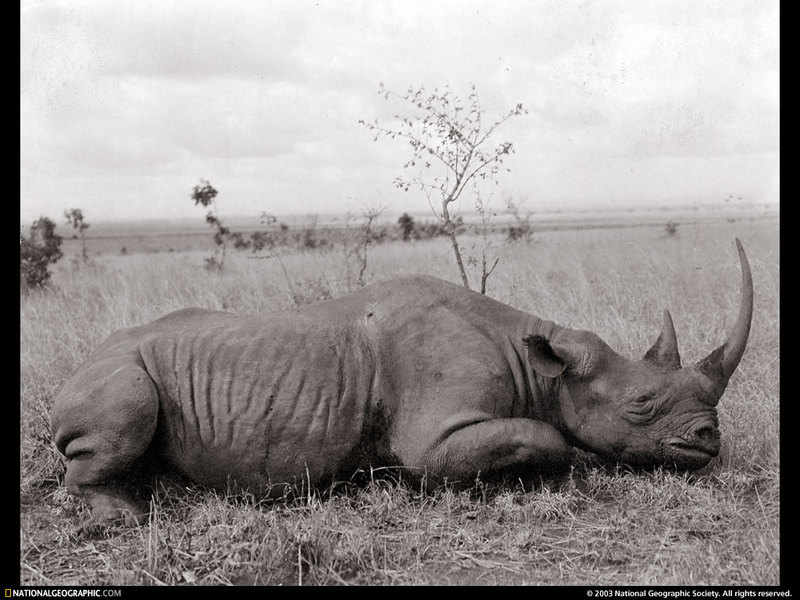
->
20, 209, 780, 586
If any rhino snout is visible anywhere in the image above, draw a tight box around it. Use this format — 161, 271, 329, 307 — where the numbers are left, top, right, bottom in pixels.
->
661, 418, 721, 469
688, 421, 721, 456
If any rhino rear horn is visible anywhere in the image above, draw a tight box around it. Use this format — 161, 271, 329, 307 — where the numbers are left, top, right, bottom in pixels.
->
644, 309, 681, 370
696, 238, 754, 403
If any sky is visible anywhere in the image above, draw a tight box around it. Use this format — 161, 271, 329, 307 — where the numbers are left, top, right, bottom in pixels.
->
21, 0, 779, 223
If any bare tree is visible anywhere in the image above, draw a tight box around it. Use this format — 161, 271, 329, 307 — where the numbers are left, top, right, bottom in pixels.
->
473, 190, 500, 295
250, 212, 299, 303
357, 206, 384, 288
505, 195, 533, 243
361, 83, 526, 289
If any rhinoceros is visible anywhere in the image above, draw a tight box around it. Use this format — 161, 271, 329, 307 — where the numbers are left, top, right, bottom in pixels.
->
50, 239, 752, 524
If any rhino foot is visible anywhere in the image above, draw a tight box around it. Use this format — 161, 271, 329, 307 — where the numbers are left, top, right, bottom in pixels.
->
77, 485, 150, 531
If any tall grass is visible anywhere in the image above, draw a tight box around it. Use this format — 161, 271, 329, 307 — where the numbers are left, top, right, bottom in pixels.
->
19, 220, 779, 585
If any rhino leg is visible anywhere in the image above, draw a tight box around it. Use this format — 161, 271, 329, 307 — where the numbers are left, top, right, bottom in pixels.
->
418, 418, 570, 484
51, 360, 159, 525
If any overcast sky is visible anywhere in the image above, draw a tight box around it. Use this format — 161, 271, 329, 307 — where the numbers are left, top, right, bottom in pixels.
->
21, 0, 779, 223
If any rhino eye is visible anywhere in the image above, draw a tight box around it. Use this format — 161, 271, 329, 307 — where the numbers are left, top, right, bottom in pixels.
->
626, 393, 657, 418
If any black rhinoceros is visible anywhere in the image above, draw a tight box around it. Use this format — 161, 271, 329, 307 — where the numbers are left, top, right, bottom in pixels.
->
51, 239, 752, 524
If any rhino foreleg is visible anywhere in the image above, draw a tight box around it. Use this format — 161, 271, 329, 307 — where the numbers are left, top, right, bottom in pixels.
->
421, 418, 570, 484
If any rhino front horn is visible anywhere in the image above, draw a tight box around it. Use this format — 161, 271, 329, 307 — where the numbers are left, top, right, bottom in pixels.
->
696, 238, 754, 403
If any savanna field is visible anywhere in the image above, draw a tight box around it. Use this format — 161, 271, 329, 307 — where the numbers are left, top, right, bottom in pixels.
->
19, 213, 780, 586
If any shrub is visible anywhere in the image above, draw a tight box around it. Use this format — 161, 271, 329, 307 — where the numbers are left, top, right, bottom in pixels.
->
20, 217, 63, 290
398, 213, 415, 241
505, 196, 533, 243
665, 220, 679, 237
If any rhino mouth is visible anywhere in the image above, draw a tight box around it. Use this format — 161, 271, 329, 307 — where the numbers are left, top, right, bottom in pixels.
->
666, 438, 716, 456
663, 434, 720, 468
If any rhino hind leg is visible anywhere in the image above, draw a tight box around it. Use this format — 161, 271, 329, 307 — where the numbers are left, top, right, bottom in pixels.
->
51, 360, 159, 525
419, 418, 571, 484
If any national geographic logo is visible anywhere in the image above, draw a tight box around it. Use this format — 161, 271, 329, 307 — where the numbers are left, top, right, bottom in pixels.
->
5, 590, 122, 598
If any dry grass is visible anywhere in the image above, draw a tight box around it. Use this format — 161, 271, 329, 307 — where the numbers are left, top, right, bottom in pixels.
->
20, 218, 779, 586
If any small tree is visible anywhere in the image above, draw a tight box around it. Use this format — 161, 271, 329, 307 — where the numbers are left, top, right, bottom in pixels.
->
356, 207, 384, 288
64, 208, 90, 261
361, 83, 526, 289
190, 179, 230, 270
398, 212, 415, 241
20, 217, 63, 289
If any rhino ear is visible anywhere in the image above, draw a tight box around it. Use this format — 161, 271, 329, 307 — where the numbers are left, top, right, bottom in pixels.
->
644, 309, 681, 370
523, 334, 583, 378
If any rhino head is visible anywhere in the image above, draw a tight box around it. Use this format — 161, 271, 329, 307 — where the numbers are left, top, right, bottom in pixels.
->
525, 239, 753, 470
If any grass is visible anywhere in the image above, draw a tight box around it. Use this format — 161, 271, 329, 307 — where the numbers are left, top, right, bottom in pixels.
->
19, 218, 779, 586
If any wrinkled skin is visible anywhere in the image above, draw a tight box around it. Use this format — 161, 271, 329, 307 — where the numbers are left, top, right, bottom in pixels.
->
50, 240, 752, 524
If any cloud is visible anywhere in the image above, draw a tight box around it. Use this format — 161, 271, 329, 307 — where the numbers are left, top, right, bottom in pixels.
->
22, 0, 312, 81
20, 0, 778, 222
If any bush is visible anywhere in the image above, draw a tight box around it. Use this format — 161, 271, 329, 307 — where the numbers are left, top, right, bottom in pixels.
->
507, 225, 531, 242
20, 217, 63, 290
665, 220, 679, 237
398, 213, 415, 241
